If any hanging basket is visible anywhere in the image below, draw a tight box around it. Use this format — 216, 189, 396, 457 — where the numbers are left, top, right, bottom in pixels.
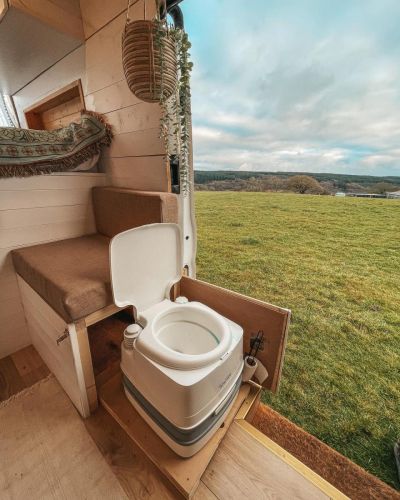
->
122, 0, 177, 103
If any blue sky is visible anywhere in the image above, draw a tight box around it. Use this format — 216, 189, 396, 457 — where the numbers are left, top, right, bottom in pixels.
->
181, 0, 400, 176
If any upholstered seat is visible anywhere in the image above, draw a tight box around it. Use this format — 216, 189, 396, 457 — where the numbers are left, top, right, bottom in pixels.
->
12, 187, 178, 323
13, 234, 110, 322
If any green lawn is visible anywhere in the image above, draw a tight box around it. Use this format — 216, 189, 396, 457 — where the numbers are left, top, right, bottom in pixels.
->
195, 191, 400, 488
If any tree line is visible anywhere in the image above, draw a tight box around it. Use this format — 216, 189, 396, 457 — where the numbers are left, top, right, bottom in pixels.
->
194, 173, 400, 195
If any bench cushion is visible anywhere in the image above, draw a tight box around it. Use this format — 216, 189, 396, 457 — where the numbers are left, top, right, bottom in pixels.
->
93, 187, 178, 238
12, 188, 179, 323
12, 234, 111, 323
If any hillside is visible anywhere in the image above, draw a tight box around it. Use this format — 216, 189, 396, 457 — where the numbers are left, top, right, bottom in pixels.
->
194, 170, 400, 192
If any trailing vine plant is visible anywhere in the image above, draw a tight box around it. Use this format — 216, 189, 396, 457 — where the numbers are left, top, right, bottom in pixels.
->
154, 16, 193, 195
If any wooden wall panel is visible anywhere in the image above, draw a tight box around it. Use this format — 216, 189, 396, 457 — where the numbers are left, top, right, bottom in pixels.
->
82, 1, 169, 191
1, 0, 169, 359
13, 46, 86, 128
0, 173, 107, 358
107, 156, 169, 192
9, 0, 84, 40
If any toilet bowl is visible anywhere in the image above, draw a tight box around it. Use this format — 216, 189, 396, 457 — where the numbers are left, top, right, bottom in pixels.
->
136, 300, 232, 370
110, 223, 244, 457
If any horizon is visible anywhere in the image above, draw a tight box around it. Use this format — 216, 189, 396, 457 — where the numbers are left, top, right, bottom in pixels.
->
182, 0, 400, 177
193, 169, 400, 180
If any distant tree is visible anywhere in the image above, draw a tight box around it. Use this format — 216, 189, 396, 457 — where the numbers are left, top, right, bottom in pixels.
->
287, 175, 323, 194
369, 182, 399, 194
345, 182, 364, 193
260, 176, 287, 191
319, 181, 336, 195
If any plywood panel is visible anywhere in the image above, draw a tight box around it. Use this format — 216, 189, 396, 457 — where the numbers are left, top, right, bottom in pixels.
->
80, 0, 126, 38
9, 0, 84, 40
0, 173, 106, 358
13, 46, 86, 127
0, 188, 92, 210
105, 102, 161, 135
0, 173, 106, 190
0, 297, 25, 320
85, 79, 140, 114
0, 205, 91, 229
0, 325, 30, 362
107, 156, 169, 192
202, 421, 339, 500
82, 5, 168, 191
80, 0, 156, 39
104, 128, 164, 158
179, 277, 290, 392
18, 278, 85, 415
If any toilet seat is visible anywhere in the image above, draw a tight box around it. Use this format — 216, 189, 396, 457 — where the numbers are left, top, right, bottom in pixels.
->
136, 300, 232, 370
110, 223, 232, 370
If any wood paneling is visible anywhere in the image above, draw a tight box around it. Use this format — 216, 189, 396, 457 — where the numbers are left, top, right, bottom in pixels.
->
107, 156, 170, 192
179, 276, 290, 392
202, 421, 340, 500
9, 0, 84, 40
80, 0, 156, 39
24, 80, 84, 130
0, 345, 50, 402
18, 277, 88, 415
0, 173, 106, 358
0, 375, 128, 499
82, 5, 168, 191
13, 45, 86, 127
85, 79, 140, 114
104, 128, 164, 158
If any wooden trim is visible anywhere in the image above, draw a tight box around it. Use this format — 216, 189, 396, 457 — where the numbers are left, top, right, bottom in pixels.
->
71, 320, 98, 414
234, 381, 262, 421
84, 303, 125, 327
237, 420, 349, 500
67, 323, 90, 417
179, 276, 291, 391
24, 80, 85, 130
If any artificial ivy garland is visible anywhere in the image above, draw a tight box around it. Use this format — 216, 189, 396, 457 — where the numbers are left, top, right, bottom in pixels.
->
155, 19, 193, 195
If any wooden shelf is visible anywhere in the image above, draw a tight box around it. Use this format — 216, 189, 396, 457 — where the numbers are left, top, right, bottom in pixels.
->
24, 80, 85, 130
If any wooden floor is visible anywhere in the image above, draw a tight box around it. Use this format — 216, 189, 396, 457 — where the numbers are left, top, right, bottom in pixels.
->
0, 345, 50, 402
0, 343, 348, 500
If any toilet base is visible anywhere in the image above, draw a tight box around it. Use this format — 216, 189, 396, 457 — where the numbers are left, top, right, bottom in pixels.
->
122, 373, 242, 457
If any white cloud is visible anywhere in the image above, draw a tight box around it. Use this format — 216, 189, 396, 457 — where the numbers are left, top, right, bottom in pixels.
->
183, 0, 400, 176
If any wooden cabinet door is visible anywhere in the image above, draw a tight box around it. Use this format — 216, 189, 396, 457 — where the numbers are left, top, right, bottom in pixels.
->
177, 276, 290, 392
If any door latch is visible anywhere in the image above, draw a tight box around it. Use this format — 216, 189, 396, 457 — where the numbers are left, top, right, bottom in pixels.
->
56, 328, 70, 345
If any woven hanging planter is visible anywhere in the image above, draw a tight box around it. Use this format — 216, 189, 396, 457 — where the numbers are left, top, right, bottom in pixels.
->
122, 0, 177, 103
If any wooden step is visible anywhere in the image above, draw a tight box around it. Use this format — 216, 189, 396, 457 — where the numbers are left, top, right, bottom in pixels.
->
99, 373, 251, 498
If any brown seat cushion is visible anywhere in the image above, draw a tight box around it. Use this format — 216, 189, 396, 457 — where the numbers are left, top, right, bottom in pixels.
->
12, 188, 179, 323
92, 187, 178, 238
12, 234, 111, 323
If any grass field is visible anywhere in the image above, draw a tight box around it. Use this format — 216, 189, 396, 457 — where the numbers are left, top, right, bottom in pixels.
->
195, 191, 400, 488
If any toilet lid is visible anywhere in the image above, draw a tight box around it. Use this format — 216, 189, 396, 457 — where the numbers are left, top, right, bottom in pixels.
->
110, 223, 182, 312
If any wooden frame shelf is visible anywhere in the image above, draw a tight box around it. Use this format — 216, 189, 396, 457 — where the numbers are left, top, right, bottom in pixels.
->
24, 80, 85, 130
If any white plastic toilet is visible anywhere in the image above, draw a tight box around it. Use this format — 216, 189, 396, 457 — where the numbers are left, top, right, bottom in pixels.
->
110, 223, 244, 457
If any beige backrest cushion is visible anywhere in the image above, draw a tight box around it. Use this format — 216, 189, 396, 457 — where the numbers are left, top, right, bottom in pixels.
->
92, 187, 178, 238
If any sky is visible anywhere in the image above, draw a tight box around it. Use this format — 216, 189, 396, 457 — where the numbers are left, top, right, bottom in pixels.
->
181, 0, 400, 176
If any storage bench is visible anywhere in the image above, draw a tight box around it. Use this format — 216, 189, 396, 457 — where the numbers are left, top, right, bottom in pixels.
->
12, 186, 178, 416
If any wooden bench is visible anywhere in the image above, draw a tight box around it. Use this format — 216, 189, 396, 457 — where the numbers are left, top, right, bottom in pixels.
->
12, 186, 178, 417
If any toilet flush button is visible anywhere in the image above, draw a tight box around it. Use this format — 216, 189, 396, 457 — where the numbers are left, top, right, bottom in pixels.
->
175, 296, 189, 304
